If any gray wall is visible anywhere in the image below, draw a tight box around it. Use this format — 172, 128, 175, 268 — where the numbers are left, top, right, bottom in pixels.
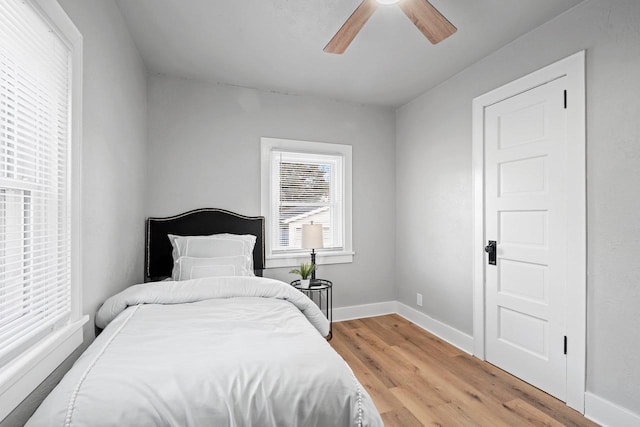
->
396, 0, 640, 415
1, 0, 148, 425
5, 0, 638, 424
146, 75, 396, 308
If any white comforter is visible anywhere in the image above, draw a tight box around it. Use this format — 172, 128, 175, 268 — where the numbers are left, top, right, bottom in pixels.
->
26, 277, 382, 427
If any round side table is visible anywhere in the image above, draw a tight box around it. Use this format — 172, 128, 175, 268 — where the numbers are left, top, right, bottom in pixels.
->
291, 279, 332, 340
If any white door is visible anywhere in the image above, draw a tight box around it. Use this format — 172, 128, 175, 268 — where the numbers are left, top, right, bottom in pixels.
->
484, 77, 568, 400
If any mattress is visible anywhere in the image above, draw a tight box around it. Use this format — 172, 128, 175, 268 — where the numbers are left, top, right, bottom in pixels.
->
26, 276, 382, 427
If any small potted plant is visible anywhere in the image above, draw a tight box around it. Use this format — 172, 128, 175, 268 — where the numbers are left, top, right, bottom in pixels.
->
290, 262, 316, 289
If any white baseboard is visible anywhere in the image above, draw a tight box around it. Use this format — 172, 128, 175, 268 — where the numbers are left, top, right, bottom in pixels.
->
395, 302, 474, 354
333, 301, 473, 354
585, 392, 640, 427
333, 301, 397, 322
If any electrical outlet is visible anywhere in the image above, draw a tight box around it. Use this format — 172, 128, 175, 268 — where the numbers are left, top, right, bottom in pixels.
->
417, 293, 423, 307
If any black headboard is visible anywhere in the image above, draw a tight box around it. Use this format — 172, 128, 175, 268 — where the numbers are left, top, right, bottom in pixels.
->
145, 208, 265, 281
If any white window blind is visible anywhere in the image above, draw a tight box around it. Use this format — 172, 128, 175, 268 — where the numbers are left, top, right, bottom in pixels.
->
0, 0, 72, 367
270, 150, 343, 252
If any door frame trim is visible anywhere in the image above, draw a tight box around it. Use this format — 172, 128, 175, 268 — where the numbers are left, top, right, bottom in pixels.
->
471, 51, 586, 412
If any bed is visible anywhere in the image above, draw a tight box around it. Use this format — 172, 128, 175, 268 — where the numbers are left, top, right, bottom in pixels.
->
26, 208, 382, 427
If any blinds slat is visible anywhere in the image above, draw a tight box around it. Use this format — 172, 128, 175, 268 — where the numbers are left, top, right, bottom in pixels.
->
0, 3, 69, 63
0, 309, 68, 367
0, 0, 73, 367
0, 285, 70, 317
0, 306, 69, 351
0, 271, 70, 290
270, 150, 343, 251
0, 282, 69, 311
0, 264, 71, 286
0, 295, 70, 338
0, 292, 69, 326
0, 290, 70, 322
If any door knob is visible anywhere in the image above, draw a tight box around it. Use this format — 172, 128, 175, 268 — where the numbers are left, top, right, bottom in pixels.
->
485, 240, 496, 265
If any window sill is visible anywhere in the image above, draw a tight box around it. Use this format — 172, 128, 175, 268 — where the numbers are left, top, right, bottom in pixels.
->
265, 251, 355, 269
0, 315, 89, 421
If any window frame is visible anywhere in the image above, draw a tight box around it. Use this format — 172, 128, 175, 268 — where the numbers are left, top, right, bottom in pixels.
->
260, 137, 353, 269
0, 0, 87, 420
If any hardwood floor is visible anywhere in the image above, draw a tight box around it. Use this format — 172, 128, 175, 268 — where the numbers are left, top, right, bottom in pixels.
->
330, 315, 598, 427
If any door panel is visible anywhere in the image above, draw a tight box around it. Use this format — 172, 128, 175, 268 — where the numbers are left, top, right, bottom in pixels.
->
499, 210, 548, 246
497, 102, 546, 149
484, 77, 567, 400
498, 259, 547, 302
498, 307, 547, 357
498, 156, 547, 195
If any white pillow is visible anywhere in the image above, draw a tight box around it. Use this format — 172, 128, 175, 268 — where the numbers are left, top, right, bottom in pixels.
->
168, 233, 257, 279
173, 256, 251, 281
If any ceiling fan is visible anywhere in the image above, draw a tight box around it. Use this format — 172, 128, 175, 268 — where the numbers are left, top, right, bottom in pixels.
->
324, 0, 456, 54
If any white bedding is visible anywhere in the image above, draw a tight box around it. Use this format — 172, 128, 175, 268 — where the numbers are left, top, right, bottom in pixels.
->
26, 277, 382, 427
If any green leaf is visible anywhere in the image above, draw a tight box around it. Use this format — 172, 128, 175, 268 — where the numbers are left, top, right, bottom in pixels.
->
289, 262, 316, 279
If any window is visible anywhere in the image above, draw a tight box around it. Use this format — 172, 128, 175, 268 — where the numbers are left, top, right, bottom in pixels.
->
261, 137, 353, 268
0, 0, 85, 419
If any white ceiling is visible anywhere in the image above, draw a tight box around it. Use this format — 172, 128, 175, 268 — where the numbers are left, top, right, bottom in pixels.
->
115, 0, 583, 107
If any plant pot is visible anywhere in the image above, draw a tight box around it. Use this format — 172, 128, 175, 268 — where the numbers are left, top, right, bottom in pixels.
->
300, 279, 311, 289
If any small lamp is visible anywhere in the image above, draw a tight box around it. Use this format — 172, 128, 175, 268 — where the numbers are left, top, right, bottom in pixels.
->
302, 222, 324, 282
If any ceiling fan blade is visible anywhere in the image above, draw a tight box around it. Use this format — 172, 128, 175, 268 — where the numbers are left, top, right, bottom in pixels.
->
324, 0, 378, 54
398, 0, 457, 44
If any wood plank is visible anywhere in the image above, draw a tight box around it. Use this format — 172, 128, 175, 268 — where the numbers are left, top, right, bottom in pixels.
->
452, 354, 598, 427
370, 314, 464, 358
503, 399, 566, 427
339, 318, 370, 330
380, 406, 425, 427
331, 315, 598, 427
330, 333, 404, 414
394, 343, 546, 427
333, 322, 419, 389
388, 386, 453, 427
388, 345, 524, 427
360, 316, 409, 347
332, 323, 398, 388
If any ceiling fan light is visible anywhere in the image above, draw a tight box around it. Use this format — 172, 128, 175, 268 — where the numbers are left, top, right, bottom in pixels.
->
376, 0, 400, 5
